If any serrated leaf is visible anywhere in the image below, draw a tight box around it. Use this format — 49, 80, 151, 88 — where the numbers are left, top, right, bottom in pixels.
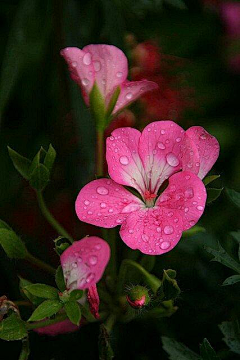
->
19, 277, 42, 305
106, 86, 120, 119
140, 255, 156, 272
0, 229, 27, 259
200, 338, 220, 360
162, 336, 201, 360
207, 188, 223, 204
29, 163, 49, 191
28, 299, 62, 321
98, 324, 114, 360
24, 284, 58, 299
89, 82, 106, 131
55, 266, 66, 292
44, 144, 56, 172
8, 147, 31, 180
64, 301, 81, 326
0, 314, 27, 341
219, 321, 240, 355
226, 188, 240, 208
203, 175, 220, 186
205, 242, 240, 274
222, 275, 240, 286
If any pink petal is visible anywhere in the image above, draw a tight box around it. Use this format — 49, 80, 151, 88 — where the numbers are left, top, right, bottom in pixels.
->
75, 178, 143, 228
106, 128, 147, 197
185, 126, 220, 179
87, 284, 100, 319
181, 132, 200, 175
60, 237, 110, 290
138, 121, 185, 195
83, 44, 128, 98
60, 47, 95, 104
34, 319, 79, 336
113, 80, 158, 114
120, 171, 206, 255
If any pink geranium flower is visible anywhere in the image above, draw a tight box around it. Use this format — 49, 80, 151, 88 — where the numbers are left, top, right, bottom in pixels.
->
76, 121, 219, 255
60, 44, 158, 115
61, 236, 110, 318
34, 318, 80, 336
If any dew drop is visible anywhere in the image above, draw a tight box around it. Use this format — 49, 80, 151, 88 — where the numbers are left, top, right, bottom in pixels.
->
72, 61, 77, 67
166, 153, 179, 167
81, 78, 89, 86
86, 273, 95, 283
185, 187, 194, 199
94, 244, 101, 250
176, 137, 181, 142
161, 129, 165, 134
197, 205, 204, 211
189, 220, 195, 226
83, 52, 92, 65
185, 175, 191, 180
164, 225, 174, 235
100, 203, 107, 209
157, 227, 161, 233
119, 156, 129, 165
72, 262, 78, 268
96, 186, 109, 195
184, 207, 189, 213
87, 211, 93, 215
200, 134, 207, 140
84, 200, 90, 206
126, 92, 133, 100
160, 241, 170, 250
141, 234, 149, 242
128, 229, 134, 234
89, 256, 97, 265
116, 71, 123, 78
93, 61, 101, 72
108, 208, 113, 213
157, 142, 166, 150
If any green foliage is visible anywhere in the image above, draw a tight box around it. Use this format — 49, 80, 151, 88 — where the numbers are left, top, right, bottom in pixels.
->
205, 242, 240, 274
55, 266, 66, 292
0, 228, 27, 259
0, 313, 27, 341
219, 321, 240, 355
64, 301, 81, 326
28, 300, 63, 322
54, 236, 71, 256
226, 188, 240, 209
89, 82, 106, 131
98, 325, 114, 360
29, 164, 50, 191
162, 336, 201, 360
157, 269, 180, 301
203, 175, 220, 186
206, 188, 223, 204
106, 86, 120, 119
24, 284, 59, 300
8, 147, 31, 180
199, 339, 219, 360
19, 277, 43, 306
43, 144, 56, 173
222, 275, 240, 286
69, 289, 84, 301
140, 254, 156, 272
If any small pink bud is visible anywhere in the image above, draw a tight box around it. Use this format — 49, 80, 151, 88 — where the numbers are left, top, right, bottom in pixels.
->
126, 286, 150, 309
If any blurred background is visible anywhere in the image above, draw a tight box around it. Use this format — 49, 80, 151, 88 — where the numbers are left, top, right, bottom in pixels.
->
0, 0, 240, 359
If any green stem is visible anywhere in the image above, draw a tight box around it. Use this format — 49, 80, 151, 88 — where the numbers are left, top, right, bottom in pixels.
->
25, 252, 56, 275
96, 129, 104, 176
19, 337, 30, 360
36, 191, 74, 242
117, 259, 161, 295
102, 228, 117, 280
26, 313, 67, 330
104, 313, 116, 334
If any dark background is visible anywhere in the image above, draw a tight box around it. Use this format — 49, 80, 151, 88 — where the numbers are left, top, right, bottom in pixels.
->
0, 0, 239, 359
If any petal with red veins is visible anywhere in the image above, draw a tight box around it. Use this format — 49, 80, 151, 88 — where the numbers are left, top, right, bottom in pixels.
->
185, 126, 220, 179
60, 47, 95, 104
75, 178, 143, 228
87, 284, 100, 319
60, 237, 110, 290
138, 121, 185, 194
113, 80, 158, 114
83, 44, 128, 98
106, 128, 147, 196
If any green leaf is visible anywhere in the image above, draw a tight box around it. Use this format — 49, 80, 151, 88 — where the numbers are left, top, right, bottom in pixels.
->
0, 229, 27, 259
54, 236, 71, 256
222, 275, 240, 286
199, 338, 220, 360
28, 299, 63, 321
105, 86, 120, 119
207, 188, 223, 204
43, 144, 56, 173
98, 324, 114, 360
203, 175, 220, 186
205, 242, 240, 274
219, 321, 240, 355
19, 277, 42, 305
231, 231, 240, 243
158, 270, 181, 301
162, 336, 201, 360
226, 188, 240, 208
89, 82, 106, 131
29, 163, 50, 191
140, 255, 156, 272
182, 225, 205, 237
8, 147, 31, 180
55, 266, 66, 292
0, 219, 12, 230
69, 289, 84, 301
24, 284, 58, 299
0, 314, 27, 341
64, 301, 81, 326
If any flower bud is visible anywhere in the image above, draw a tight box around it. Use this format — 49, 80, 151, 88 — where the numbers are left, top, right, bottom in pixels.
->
126, 285, 150, 309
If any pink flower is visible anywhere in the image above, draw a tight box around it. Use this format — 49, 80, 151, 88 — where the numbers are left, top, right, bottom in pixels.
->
60, 44, 158, 115
75, 121, 219, 255
220, 2, 240, 38
60, 236, 110, 318
34, 319, 80, 336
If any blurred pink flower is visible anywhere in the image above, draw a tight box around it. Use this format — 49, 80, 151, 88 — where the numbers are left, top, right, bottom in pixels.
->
34, 319, 80, 336
220, 2, 240, 38
76, 121, 219, 255
61, 44, 158, 115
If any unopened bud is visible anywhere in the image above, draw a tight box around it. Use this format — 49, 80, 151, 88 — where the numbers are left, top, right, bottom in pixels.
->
126, 285, 150, 309
54, 236, 71, 256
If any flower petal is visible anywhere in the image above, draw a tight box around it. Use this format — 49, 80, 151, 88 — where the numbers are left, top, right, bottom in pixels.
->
113, 80, 158, 114
34, 319, 79, 336
83, 44, 128, 98
185, 126, 220, 179
87, 284, 100, 319
120, 171, 206, 255
106, 128, 147, 196
60, 47, 95, 103
138, 121, 185, 194
60, 237, 110, 290
75, 178, 143, 228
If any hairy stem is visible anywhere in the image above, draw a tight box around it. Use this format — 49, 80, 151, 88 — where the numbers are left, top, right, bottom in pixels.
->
19, 337, 30, 360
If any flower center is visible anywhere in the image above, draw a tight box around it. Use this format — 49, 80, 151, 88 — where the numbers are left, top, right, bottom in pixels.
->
144, 190, 157, 207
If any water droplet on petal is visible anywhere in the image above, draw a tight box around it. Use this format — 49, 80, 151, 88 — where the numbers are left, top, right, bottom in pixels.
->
166, 153, 179, 167
83, 52, 92, 65
84, 200, 90, 205
81, 78, 89, 86
176, 137, 181, 142
157, 227, 161, 233
89, 256, 97, 265
86, 273, 95, 283
97, 186, 109, 195
119, 156, 129, 165
128, 229, 134, 234
185, 187, 194, 199
200, 134, 207, 140
164, 225, 174, 235
72, 262, 77, 268
100, 202, 107, 208
160, 241, 170, 250
157, 142, 165, 149
126, 92, 133, 100
116, 71, 123, 78
197, 205, 204, 211
189, 220, 195, 226
93, 61, 101, 72
87, 211, 93, 215
108, 208, 113, 213
72, 61, 77, 67
161, 129, 165, 134
185, 175, 191, 180
184, 207, 189, 213
94, 244, 101, 250
141, 234, 149, 242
